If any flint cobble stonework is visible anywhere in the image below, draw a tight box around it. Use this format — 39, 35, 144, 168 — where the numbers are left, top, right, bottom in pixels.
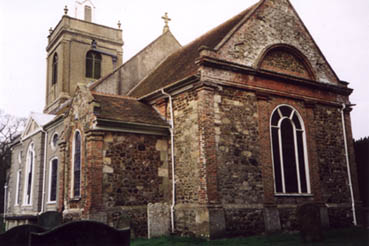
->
103, 133, 169, 207
216, 88, 263, 205
314, 105, 350, 204
172, 90, 200, 204
224, 208, 265, 236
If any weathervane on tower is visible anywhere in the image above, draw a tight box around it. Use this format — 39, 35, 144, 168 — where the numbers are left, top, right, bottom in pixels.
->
161, 12, 171, 33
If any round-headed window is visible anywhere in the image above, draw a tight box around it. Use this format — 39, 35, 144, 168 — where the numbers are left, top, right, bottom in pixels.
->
51, 133, 59, 149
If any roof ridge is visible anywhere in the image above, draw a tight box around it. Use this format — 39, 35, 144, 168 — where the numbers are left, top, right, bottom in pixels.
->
90, 31, 181, 91
130, 1, 260, 97
91, 91, 137, 100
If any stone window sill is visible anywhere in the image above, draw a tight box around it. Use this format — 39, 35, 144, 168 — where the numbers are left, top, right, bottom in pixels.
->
275, 193, 313, 197
47, 201, 57, 205
70, 197, 81, 202
21, 204, 33, 207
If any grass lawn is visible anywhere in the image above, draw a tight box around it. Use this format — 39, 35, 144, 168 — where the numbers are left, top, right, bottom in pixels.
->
131, 227, 368, 246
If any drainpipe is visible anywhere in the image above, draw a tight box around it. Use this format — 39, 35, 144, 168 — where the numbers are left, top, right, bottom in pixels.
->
40, 129, 48, 214
161, 89, 176, 233
341, 104, 357, 226
3, 183, 7, 223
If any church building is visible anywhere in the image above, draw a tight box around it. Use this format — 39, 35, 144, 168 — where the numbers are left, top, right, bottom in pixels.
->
5, 0, 361, 238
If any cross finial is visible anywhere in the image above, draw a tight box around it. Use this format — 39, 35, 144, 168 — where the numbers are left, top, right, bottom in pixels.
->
64, 5, 69, 15
161, 12, 171, 33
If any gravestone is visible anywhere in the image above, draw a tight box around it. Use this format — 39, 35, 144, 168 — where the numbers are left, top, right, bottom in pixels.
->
29, 220, 130, 246
38, 211, 63, 230
0, 224, 46, 246
297, 203, 324, 242
147, 203, 170, 239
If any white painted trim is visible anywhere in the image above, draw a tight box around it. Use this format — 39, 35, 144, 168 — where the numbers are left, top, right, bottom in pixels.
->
15, 170, 21, 205
23, 143, 35, 206
292, 121, 302, 194
161, 89, 176, 234
277, 121, 286, 193
18, 151, 22, 164
71, 130, 82, 198
48, 157, 58, 203
274, 193, 313, 197
40, 130, 48, 214
270, 104, 311, 195
341, 104, 357, 226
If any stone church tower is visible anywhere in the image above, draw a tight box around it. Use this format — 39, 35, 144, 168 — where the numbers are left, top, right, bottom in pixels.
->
44, 2, 123, 114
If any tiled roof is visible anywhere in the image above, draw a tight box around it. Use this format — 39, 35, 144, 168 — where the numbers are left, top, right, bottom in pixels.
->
91, 92, 168, 127
129, 4, 258, 98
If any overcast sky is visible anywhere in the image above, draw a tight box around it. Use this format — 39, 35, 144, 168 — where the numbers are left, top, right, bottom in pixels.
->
0, 0, 368, 139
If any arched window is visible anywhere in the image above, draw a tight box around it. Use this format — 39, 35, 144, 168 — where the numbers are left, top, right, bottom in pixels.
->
51, 133, 59, 150
270, 105, 310, 194
86, 51, 101, 79
48, 158, 58, 203
72, 131, 81, 197
52, 53, 58, 85
23, 143, 35, 205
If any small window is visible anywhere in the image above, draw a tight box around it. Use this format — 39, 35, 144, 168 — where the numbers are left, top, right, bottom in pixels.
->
48, 158, 58, 203
271, 105, 310, 194
51, 133, 59, 150
86, 51, 101, 79
73, 131, 81, 197
52, 53, 58, 85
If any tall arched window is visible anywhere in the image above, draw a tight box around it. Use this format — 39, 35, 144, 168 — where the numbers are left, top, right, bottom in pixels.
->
270, 105, 310, 194
23, 143, 35, 205
52, 53, 58, 85
86, 51, 101, 79
72, 131, 81, 197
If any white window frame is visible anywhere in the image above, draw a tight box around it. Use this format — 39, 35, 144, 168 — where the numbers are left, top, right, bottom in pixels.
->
270, 104, 311, 195
48, 157, 58, 204
18, 151, 22, 164
23, 143, 35, 206
15, 169, 21, 205
71, 130, 82, 198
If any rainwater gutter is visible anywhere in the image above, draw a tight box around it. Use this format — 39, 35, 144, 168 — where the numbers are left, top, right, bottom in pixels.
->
3, 183, 7, 223
160, 89, 176, 233
341, 103, 357, 226
39, 129, 48, 214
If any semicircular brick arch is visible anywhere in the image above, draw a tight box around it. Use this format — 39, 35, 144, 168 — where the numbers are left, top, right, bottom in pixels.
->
257, 44, 316, 81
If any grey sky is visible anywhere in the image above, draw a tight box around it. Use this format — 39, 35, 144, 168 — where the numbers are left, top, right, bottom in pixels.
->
0, 0, 368, 139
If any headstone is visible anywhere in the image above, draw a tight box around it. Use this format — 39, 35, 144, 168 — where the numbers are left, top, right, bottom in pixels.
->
38, 211, 63, 230
0, 224, 46, 246
29, 220, 130, 246
297, 203, 324, 242
147, 203, 170, 239
263, 205, 281, 233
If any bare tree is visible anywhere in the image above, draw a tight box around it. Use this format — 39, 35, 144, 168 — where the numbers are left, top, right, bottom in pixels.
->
0, 110, 26, 166
0, 109, 26, 225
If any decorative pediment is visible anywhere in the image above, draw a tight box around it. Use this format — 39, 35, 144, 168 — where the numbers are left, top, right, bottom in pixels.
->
21, 118, 42, 140
21, 113, 55, 140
